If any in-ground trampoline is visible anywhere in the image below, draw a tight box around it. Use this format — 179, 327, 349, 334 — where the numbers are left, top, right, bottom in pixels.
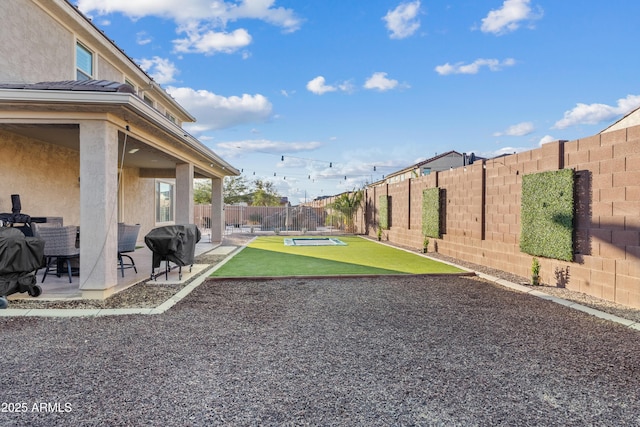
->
284, 237, 347, 246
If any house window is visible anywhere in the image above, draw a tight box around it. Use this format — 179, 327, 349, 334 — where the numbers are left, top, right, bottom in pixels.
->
124, 79, 136, 93
422, 167, 431, 176
76, 42, 93, 80
156, 181, 174, 223
143, 94, 154, 107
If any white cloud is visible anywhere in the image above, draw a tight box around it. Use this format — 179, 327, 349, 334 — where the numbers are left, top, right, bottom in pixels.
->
136, 31, 152, 45
215, 139, 324, 158
538, 135, 556, 146
306, 76, 336, 95
383, 1, 421, 39
167, 86, 273, 131
277, 157, 310, 169
173, 27, 252, 55
338, 80, 356, 94
480, 0, 542, 35
493, 121, 534, 137
306, 76, 352, 95
228, 0, 303, 33
76, 0, 302, 32
364, 72, 401, 91
77, 0, 301, 56
435, 58, 516, 75
137, 56, 179, 84
553, 95, 640, 129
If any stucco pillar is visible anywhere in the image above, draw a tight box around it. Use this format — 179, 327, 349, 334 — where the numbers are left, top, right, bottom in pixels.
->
175, 162, 194, 225
210, 177, 223, 243
78, 120, 119, 298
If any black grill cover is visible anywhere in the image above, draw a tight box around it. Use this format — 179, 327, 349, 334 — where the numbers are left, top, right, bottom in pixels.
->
144, 224, 201, 268
0, 227, 45, 274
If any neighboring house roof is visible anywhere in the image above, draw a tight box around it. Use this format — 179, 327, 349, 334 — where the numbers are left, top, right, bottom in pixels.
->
406, 150, 463, 172
383, 150, 463, 179
368, 150, 485, 188
600, 105, 640, 134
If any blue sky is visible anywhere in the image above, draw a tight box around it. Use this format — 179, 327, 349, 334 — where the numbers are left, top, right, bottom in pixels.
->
75, 0, 640, 203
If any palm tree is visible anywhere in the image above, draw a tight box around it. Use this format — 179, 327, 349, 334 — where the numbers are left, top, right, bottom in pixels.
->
329, 190, 363, 233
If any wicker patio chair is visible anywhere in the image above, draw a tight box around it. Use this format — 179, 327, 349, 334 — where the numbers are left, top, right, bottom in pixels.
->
38, 225, 80, 283
118, 223, 141, 277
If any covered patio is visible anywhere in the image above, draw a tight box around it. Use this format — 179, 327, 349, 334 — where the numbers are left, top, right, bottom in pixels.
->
0, 81, 239, 299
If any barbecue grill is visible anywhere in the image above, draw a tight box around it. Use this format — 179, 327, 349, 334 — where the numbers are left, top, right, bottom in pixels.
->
0, 194, 34, 236
0, 227, 45, 306
144, 224, 201, 281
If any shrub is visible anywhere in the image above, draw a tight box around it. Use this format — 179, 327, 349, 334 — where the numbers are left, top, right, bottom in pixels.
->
531, 258, 540, 286
249, 213, 263, 224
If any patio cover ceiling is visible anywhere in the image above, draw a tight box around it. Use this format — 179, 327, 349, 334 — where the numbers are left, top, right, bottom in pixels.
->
0, 122, 198, 176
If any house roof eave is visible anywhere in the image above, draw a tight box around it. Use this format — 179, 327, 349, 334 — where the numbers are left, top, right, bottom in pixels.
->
0, 88, 239, 177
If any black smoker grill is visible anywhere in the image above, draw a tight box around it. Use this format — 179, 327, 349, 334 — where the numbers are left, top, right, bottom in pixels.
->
0, 194, 34, 236
0, 227, 45, 303
144, 224, 201, 281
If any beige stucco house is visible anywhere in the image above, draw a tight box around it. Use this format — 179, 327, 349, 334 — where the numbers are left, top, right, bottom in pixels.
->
0, 0, 239, 298
374, 150, 479, 185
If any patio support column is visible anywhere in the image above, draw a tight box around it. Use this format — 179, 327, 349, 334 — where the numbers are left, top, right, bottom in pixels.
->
78, 120, 119, 299
210, 177, 223, 243
175, 162, 194, 224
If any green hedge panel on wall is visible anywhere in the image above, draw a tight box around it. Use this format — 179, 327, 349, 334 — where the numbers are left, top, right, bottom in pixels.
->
520, 168, 574, 261
422, 188, 440, 238
378, 195, 389, 230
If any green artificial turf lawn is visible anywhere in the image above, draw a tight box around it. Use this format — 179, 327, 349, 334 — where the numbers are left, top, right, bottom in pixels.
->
211, 236, 465, 277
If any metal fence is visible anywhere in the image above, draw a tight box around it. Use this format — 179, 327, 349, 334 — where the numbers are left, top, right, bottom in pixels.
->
194, 204, 361, 235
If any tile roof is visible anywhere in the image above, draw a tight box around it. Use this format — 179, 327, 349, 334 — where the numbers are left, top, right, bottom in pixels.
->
0, 80, 135, 94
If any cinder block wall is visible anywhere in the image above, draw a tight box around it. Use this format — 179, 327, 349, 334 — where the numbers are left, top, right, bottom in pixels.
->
562, 127, 640, 306
356, 127, 640, 308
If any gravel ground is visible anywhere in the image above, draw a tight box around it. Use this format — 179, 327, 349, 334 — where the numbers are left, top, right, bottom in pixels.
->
5, 232, 640, 332
1, 275, 640, 426
6, 233, 640, 326
422, 251, 640, 324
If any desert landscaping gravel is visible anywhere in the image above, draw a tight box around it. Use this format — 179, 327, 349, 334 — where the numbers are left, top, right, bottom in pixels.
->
7, 233, 640, 326
1, 273, 640, 426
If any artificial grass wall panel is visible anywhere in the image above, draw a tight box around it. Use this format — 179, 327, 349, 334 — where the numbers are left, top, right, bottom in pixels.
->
520, 168, 575, 261
422, 188, 440, 238
379, 195, 389, 230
